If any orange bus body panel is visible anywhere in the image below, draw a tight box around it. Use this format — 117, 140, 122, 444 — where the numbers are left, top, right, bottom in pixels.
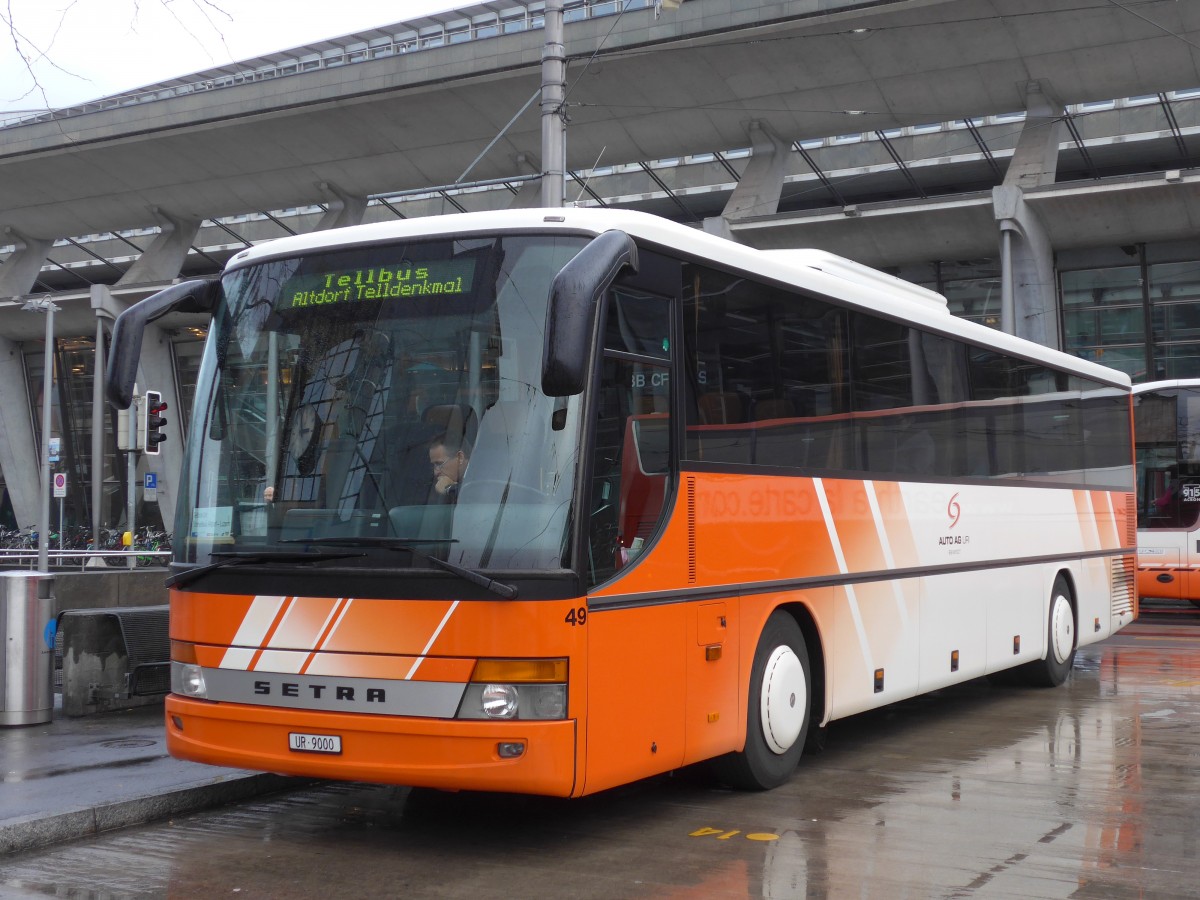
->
583, 603, 687, 795
166, 696, 577, 795
1136, 563, 1183, 601
171, 593, 585, 659
169, 592, 590, 797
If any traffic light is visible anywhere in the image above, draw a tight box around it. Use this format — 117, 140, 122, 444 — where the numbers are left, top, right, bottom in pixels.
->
142, 390, 168, 455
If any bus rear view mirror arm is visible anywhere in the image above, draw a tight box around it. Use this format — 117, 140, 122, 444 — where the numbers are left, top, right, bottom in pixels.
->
542, 229, 639, 397
106, 279, 220, 409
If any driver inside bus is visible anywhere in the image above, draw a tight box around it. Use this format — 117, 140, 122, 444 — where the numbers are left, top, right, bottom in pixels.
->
428, 431, 470, 500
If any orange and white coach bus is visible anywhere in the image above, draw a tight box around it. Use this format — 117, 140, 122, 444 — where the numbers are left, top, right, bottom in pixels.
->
1132, 379, 1200, 607
106, 208, 1137, 796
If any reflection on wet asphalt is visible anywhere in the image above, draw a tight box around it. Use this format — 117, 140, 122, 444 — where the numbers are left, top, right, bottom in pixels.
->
4, 609, 1199, 899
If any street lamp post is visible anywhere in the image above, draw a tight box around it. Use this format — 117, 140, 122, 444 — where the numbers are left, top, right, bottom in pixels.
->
21, 295, 59, 574
541, 0, 565, 208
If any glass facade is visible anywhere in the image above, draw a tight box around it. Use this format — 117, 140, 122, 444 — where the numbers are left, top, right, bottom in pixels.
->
1061, 243, 1200, 382
900, 242, 1200, 385
894, 259, 1005, 329
0, 328, 204, 538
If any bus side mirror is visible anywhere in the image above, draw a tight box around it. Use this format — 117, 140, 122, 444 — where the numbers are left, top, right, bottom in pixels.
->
542, 230, 639, 397
106, 279, 220, 409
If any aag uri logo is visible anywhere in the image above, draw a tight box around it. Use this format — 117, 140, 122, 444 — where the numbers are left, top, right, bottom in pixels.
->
939, 492, 969, 552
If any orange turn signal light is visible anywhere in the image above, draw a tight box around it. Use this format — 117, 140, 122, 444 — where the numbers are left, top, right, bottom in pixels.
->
470, 658, 567, 683
170, 640, 197, 664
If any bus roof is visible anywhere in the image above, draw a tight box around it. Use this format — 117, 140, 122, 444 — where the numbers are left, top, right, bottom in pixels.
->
225, 207, 1131, 389
1133, 379, 1200, 393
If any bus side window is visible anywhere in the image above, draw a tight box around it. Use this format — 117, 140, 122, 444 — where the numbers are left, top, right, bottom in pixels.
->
586, 290, 672, 588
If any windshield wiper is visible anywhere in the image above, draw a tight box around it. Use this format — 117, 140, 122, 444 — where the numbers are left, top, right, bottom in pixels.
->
287, 537, 519, 600
165, 549, 367, 589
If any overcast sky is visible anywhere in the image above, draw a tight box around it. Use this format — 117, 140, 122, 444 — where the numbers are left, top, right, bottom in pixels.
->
1, 0, 460, 115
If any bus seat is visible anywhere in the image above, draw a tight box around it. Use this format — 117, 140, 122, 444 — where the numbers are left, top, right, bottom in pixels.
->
634, 394, 667, 415
372, 414, 440, 508
422, 403, 479, 449
698, 391, 743, 424
619, 416, 668, 549
754, 397, 795, 421
323, 436, 359, 510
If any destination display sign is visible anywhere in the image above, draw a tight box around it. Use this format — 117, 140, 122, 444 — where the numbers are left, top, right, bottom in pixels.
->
281, 258, 478, 310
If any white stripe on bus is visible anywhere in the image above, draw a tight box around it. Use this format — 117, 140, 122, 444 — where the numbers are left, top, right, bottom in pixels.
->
814, 478, 874, 672
405, 600, 460, 680
220, 595, 287, 669
865, 481, 911, 629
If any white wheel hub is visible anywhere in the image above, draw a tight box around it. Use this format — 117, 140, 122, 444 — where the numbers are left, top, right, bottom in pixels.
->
1050, 593, 1074, 664
760, 645, 807, 755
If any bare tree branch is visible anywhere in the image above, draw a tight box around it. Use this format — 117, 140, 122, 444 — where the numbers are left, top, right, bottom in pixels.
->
3, 0, 232, 116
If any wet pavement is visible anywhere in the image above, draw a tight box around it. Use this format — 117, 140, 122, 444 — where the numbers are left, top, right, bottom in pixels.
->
0, 699, 299, 856
2, 602, 1199, 898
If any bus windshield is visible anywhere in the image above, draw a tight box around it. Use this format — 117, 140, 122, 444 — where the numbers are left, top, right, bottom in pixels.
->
1134, 384, 1200, 530
176, 233, 590, 572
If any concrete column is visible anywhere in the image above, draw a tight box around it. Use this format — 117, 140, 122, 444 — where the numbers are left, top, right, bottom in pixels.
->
0, 335, 39, 528
703, 120, 788, 238
722, 120, 788, 218
116, 209, 201, 286
90, 286, 120, 543
0, 228, 52, 299
1003, 81, 1067, 189
993, 185, 1060, 349
315, 182, 368, 230
990, 81, 1066, 347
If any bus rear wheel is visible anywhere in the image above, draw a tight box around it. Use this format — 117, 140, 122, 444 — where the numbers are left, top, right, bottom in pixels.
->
712, 611, 810, 791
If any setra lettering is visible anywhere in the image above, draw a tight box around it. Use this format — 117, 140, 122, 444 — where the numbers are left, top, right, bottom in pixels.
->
249, 679, 386, 703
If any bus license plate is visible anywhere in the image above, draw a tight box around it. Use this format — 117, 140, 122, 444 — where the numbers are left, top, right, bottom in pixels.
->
288, 732, 342, 754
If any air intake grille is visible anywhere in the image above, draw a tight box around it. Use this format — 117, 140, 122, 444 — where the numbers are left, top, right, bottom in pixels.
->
1123, 493, 1137, 547
1111, 555, 1135, 618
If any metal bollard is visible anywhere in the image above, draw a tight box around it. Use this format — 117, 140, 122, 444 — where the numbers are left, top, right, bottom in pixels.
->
0, 571, 56, 726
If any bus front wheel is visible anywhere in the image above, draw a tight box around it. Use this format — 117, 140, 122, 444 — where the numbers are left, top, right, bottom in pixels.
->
712, 611, 810, 790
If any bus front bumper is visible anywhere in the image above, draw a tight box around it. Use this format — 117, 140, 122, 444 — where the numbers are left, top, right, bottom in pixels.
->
165, 695, 578, 797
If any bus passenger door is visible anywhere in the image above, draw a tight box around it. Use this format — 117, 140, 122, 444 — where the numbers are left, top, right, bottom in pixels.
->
583, 279, 688, 794
683, 599, 740, 766
1139, 466, 1184, 600
1180, 481, 1200, 601
584, 604, 687, 795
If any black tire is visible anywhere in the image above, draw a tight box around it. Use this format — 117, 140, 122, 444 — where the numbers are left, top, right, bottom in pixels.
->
712, 611, 811, 791
1023, 575, 1076, 687
804, 723, 828, 754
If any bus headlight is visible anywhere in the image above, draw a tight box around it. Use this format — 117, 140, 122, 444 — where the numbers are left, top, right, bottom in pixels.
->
456, 658, 568, 720
482, 683, 519, 718
171, 661, 208, 699
460, 683, 567, 720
